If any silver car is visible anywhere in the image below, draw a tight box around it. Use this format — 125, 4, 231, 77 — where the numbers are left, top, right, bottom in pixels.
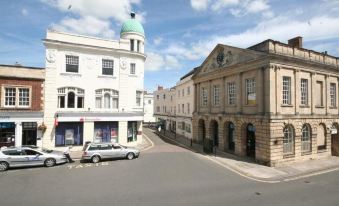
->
0, 147, 67, 171
82, 143, 140, 163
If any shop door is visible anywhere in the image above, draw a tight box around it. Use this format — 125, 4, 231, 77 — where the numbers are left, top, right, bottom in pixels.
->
246, 124, 256, 158
22, 122, 37, 146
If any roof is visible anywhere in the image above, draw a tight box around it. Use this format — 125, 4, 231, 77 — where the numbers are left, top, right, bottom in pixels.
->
120, 19, 145, 36
180, 67, 200, 80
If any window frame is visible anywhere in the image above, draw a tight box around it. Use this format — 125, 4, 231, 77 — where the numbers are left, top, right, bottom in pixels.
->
102, 59, 114, 76
65, 55, 79, 73
2, 86, 32, 108
245, 78, 256, 105
330, 83, 336, 107
57, 87, 85, 109
213, 85, 220, 106
95, 89, 119, 109
227, 82, 236, 105
201, 87, 208, 107
301, 124, 312, 153
130, 63, 136, 75
282, 76, 291, 105
283, 125, 295, 156
300, 78, 308, 106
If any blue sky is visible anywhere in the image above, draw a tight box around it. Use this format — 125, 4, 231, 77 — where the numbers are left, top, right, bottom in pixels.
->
1, 0, 339, 92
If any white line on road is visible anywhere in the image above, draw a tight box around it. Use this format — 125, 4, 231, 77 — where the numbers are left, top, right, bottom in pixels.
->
141, 133, 155, 151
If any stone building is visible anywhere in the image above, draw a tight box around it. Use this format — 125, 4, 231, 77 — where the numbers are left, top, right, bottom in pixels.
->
153, 86, 176, 131
42, 13, 145, 150
0, 64, 44, 148
143, 92, 156, 123
192, 37, 339, 166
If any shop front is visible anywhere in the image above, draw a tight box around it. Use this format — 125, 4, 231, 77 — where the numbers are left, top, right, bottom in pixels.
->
0, 122, 15, 147
94, 122, 119, 143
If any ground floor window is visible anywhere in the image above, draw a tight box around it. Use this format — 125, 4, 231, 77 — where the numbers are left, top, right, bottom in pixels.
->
283, 125, 295, 155
127, 121, 137, 142
55, 122, 83, 146
94, 122, 118, 143
0, 122, 15, 147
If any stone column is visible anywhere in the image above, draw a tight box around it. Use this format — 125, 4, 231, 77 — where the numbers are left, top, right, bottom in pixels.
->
197, 83, 200, 113
15, 122, 22, 147
325, 75, 329, 114
208, 80, 212, 113
257, 67, 264, 114
221, 77, 226, 113
194, 84, 197, 113
311, 73, 316, 114
236, 73, 242, 114
276, 66, 282, 115
295, 69, 300, 115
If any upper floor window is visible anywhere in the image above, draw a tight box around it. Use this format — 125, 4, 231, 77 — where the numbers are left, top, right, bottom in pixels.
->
2, 86, 31, 108
178, 104, 180, 113
187, 87, 190, 95
201, 87, 208, 107
182, 89, 184, 97
316, 81, 323, 106
300, 79, 308, 105
178, 90, 180, 97
213, 85, 220, 106
187, 103, 190, 114
227, 82, 236, 105
156, 106, 160, 112
163, 94, 166, 99
137, 40, 141, 52
66, 55, 79, 73
282, 76, 291, 105
130, 63, 136, 75
130, 39, 134, 51
245, 78, 256, 105
330, 83, 336, 107
102, 59, 114, 76
95, 89, 119, 109
136, 91, 142, 106
58, 87, 84, 108
157, 95, 159, 100
182, 104, 184, 114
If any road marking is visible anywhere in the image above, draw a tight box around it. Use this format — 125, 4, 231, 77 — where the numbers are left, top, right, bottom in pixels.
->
141, 133, 155, 151
67, 162, 109, 170
283, 167, 339, 182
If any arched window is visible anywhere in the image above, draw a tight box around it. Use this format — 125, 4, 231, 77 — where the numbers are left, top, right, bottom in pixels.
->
104, 93, 111, 109
283, 125, 294, 155
95, 89, 119, 109
317, 124, 326, 150
58, 87, 85, 109
301, 124, 311, 153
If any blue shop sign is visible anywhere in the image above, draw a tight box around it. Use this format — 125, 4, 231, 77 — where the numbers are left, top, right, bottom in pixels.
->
0, 122, 15, 129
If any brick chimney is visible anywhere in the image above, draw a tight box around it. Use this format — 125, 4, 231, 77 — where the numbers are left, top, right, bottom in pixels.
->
157, 86, 163, 91
288, 36, 303, 48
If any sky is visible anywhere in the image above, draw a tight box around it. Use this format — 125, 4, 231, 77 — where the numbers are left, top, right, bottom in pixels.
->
0, 0, 339, 92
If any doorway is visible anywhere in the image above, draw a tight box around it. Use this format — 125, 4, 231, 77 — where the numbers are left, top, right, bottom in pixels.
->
22, 122, 37, 146
246, 124, 255, 158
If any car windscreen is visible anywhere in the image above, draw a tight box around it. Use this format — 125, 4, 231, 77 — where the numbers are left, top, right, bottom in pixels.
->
41, 149, 54, 153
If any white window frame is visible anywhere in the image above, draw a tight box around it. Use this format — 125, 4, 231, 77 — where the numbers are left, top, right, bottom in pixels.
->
213, 85, 220, 106
58, 87, 85, 109
201, 87, 208, 107
227, 82, 236, 105
330, 83, 336, 107
301, 124, 311, 153
102, 59, 114, 76
95, 89, 119, 109
300, 79, 308, 105
283, 125, 295, 155
245, 78, 256, 105
130, 63, 136, 75
282, 76, 291, 105
2, 86, 32, 108
65, 55, 79, 73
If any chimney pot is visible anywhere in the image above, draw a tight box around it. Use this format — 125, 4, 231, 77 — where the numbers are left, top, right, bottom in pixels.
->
288, 36, 303, 48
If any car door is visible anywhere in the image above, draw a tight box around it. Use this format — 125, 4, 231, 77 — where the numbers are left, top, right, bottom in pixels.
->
99, 144, 114, 159
3, 149, 27, 167
22, 149, 44, 166
112, 145, 125, 158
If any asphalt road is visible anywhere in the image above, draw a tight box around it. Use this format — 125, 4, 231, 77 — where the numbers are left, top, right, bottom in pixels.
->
1, 128, 339, 206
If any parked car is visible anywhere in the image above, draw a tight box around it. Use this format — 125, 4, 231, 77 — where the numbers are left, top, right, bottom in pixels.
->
82, 142, 140, 163
0, 147, 67, 171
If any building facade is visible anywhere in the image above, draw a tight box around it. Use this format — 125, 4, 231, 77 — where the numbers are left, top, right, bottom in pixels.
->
42, 13, 145, 150
143, 92, 156, 123
0, 64, 44, 148
153, 86, 176, 131
193, 37, 339, 166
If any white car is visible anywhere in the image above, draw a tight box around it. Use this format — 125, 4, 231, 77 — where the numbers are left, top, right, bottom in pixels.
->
0, 147, 67, 171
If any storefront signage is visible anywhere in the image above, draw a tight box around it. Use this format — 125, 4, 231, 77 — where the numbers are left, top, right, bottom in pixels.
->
80, 117, 101, 122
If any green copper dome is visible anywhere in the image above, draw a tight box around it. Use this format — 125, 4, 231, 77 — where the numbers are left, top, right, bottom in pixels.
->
120, 18, 145, 36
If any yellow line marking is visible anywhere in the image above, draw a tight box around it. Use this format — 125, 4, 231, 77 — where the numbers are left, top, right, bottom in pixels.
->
141, 132, 155, 151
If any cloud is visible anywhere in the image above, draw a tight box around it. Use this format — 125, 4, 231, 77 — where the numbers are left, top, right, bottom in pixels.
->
21, 8, 28, 16
153, 37, 163, 46
145, 52, 181, 71
190, 0, 211, 11
191, 0, 272, 17
51, 16, 115, 38
41, 0, 143, 23
161, 15, 339, 62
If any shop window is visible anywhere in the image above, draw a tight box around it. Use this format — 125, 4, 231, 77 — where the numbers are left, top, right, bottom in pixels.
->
55, 122, 83, 146
127, 121, 137, 142
94, 122, 118, 143
283, 125, 295, 155
0, 122, 15, 147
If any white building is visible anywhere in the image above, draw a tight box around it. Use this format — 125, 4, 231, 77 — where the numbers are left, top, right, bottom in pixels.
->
41, 13, 146, 150
143, 92, 156, 123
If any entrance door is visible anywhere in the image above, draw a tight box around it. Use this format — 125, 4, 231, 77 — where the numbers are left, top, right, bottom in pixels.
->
246, 124, 255, 158
22, 122, 37, 146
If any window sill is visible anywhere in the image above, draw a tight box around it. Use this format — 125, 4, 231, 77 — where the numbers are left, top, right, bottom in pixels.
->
299, 105, 310, 108
97, 75, 116, 79
128, 74, 138, 77
329, 107, 337, 109
60, 72, 82, 77
281, 104, 293, 107
301, 151, 312, 156
243, 104, 257, 107
1, 106, 31, 110
317, 149, 327, 153
226, 104, 237, 107
283, 154, 295, 159
315, 105, 325, 108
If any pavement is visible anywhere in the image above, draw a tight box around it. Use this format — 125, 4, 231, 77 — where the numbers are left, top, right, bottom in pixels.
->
153, 128, 339, 183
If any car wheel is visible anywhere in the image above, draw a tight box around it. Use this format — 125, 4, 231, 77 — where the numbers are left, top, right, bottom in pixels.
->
0, 161, 9, 171
44, 158, 56, 167
91, 155, 100, 163
126, 152, 135, 160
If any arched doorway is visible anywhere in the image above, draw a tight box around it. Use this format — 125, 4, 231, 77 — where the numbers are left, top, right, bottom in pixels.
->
198, 119, 206, 144
246, 124, 256, 158
224, 122, 235, 152
331, 123, 339, 156
317, 124, 326, 151
210, 120, 219, 146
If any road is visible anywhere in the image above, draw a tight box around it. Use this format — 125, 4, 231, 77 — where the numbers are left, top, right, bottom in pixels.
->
1, 128, 339, 206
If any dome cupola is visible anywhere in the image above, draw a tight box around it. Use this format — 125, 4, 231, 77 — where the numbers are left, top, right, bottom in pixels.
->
120, 12, 145, 37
